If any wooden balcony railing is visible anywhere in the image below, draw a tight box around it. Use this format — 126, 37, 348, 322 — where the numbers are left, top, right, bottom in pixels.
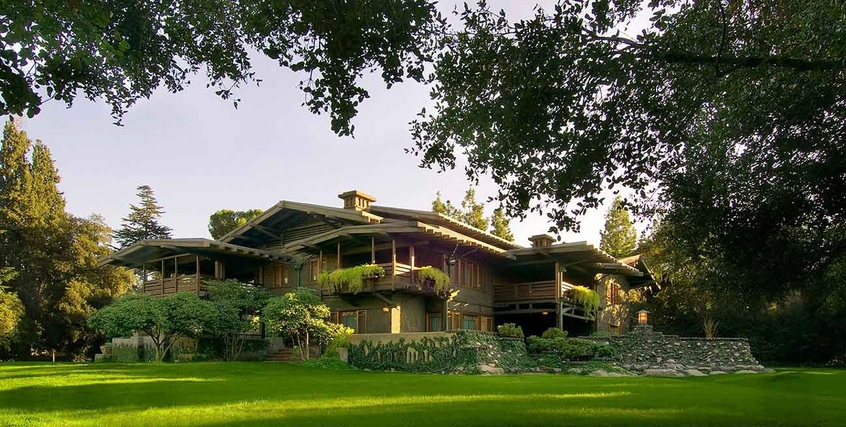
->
143, 276, 208, 297
492, 280, 576, 302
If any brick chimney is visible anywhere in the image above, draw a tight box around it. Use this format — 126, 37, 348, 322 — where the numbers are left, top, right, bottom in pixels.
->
529, 234, 555, 248
338, 190, 376, 211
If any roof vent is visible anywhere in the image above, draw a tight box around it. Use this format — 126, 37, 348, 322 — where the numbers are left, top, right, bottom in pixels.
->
338, 190, 376, 211
529, 234, 555, 248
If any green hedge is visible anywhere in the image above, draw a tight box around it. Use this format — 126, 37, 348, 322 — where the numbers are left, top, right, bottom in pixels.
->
347, 331, 531, 373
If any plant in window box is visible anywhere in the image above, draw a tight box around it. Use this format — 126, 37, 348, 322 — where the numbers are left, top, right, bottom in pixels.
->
325, 264, 386, 294
415, 266, 451, 295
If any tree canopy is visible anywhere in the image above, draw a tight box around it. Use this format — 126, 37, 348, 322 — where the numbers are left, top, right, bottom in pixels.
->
432, 187, 513, 240
263, 288, 342, 360
0, 120, 135, 358
2, 0, 443, 135
599, 196, 637, 258
208, 209, 263, 240
114, 185, 172, 248
88, 292, 217, 362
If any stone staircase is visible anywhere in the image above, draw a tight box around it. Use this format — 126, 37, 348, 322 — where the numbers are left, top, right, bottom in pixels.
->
262, 347, 318, 362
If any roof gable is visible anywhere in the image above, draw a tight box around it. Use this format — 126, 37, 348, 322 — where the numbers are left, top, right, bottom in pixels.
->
220, 201, 382, 247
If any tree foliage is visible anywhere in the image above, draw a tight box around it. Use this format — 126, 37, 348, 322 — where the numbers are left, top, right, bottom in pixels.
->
114, 185, 172, 248
88, 292, 217, 362
411, 0, 846, 234
0, 287, 23, 351
2, 0, 443, 135
208, 209, 263, 240
432, 187, 512, 237
599, 196, 637, 258
263, 288, 342, 360
489, 207, 514, 242
0, 120, 134, 358
431, 191, 462, 219
205, 280, 270, 361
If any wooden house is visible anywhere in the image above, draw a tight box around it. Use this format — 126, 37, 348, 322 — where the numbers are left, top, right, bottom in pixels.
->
100, 190, 652, 337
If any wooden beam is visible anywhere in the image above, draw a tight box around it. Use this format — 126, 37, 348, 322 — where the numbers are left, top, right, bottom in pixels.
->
555, 261, 562, 330
252, 225, 281, 240
337, 241, 341, 270
410, 245, 416, 285
391, 239, 397, 291
196, 255, 201, 295
370, 237, 375, 264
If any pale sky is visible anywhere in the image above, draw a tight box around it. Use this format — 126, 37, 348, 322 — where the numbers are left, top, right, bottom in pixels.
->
20, 1, 647, 248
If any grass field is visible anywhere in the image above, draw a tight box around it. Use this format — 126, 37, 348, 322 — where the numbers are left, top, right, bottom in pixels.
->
0, 363, 843, 427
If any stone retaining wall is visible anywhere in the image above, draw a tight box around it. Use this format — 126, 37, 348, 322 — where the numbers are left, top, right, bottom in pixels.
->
583, 325, 766, 375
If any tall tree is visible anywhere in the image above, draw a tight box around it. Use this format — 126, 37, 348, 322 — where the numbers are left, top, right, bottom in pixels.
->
114, 186, 172, 248
459, 188, 489, 231
431, 191, 462, 219
208, 209, 263, 240
2, 1, 443, 136
411, 0, 846, 233
489, 208, 514, 242
0, 120, 134, 358
0, 270, 23, 351
599, 197, 638, 258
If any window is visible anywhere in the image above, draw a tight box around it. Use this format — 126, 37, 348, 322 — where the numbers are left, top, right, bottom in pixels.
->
457, 260, 483, 290
606, 281, 622, 305
448, 311, 461, 331
426, 313, 443, 332
308, 259, 320, 282
332, 310, 367, 334
481, 316, 493, 332
462, 314, 479, 330
267, 264, 288, 288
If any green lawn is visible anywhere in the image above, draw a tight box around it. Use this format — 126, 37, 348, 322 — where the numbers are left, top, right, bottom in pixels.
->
0, 363, 843, 427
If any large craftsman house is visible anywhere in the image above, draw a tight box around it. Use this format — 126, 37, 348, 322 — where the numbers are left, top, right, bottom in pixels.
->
100, 191, 652, 337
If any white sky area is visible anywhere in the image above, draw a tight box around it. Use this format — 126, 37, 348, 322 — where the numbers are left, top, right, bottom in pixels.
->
20, 0, 650, 248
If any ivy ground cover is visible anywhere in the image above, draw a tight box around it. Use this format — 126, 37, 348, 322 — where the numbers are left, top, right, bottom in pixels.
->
0, 363, 842, 426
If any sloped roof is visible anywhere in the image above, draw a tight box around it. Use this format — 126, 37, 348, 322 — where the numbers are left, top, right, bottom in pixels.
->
368, 205, 523, 250
98, 238, 290, 268
279, 221, 515, 258
220, 200, 382, 246
505, 241, 643, 276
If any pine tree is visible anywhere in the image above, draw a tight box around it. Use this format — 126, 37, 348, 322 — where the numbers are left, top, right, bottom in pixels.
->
459, 188, 489, 231
489, 208, 514, 242
599, 196, 638, 258
114, 185, 172, 248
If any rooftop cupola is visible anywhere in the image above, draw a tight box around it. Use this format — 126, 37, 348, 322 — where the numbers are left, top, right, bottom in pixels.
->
529, 234, 555, 248
339, 190, 376, 211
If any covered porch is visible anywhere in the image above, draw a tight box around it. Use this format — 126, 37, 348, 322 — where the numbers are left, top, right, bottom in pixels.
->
99, 238, 292, 297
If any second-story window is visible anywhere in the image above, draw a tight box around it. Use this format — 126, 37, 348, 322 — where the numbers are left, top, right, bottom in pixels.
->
458, 260, 483, 290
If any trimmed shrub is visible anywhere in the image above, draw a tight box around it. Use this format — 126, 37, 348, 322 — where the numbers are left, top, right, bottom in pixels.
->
596, 344, 617, 358
541, 328, 568, 340
497, 323, 524, 338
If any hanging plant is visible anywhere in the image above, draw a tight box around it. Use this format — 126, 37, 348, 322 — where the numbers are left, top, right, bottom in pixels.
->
325, 264, 386, 294
569, 286, 601, 318
416, 266, 451, 294
317, 271, 330, 288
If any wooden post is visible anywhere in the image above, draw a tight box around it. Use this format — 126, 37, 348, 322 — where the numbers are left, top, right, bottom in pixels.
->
319, 250, 323, 273
371, 236, 375, 264
409, 245, 416, 285
555, 261, 562, 330
391, 239, 397, 290
195, 255, 200, 295
337, 241, 341, 270
160, 259, 165, 295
